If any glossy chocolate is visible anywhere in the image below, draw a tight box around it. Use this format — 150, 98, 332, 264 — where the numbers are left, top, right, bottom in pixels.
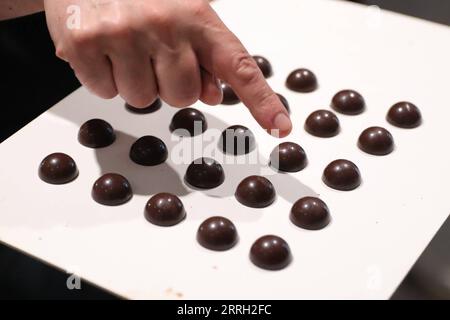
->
197, 216, 238, 251
322, 159, 361, 191
92, 173, 132, 206
38, 153, 78, 184
169, 108, 207, 136
253, 55, 273, 78
185, 157, 225, 189
129, 135, 168, 166
220, 82, 240, 105
125, 98, 162, 114
387, 102, 422, 128
235, 175, 276, 208
276, 93, 290, 113
331, 90, 365, 115
305, 110, 340, 137
290, 197, 331, 230
286, 68, 318, 93
358, 126, 394, 155
250, 235, 292, 270
78, 119, 116, 148
145, 193, 186, 226
219, 125, 256, 155
270, 142, 307, 172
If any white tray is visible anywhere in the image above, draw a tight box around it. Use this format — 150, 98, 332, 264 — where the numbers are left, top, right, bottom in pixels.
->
1, 0, 449, 299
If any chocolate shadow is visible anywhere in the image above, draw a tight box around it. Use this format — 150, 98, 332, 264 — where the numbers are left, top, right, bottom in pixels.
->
49, 95, 317, 204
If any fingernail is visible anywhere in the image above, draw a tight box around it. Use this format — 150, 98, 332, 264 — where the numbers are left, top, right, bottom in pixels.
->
273, 112, 292, 134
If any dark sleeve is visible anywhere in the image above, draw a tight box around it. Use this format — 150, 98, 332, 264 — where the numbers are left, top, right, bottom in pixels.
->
0, 12, 80, 142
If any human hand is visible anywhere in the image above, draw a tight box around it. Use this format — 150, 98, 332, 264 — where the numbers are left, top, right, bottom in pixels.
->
44, 0, 292, 136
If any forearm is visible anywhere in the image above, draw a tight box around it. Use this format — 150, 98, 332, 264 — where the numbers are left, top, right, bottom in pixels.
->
0, 0, 44, 20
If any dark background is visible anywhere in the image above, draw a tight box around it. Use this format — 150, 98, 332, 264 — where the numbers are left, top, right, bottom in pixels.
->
0, 0, 449, 299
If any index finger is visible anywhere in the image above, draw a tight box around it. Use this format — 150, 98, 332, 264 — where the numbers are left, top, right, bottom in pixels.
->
194, 18, 292, 137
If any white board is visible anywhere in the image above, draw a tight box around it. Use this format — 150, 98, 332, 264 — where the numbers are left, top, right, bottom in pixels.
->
0, 0, 449, 299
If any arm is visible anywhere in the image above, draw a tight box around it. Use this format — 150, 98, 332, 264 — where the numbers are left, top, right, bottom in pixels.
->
0, 0, 44, 20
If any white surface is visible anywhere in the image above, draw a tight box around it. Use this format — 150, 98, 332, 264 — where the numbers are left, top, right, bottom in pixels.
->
1, 0, 450, 299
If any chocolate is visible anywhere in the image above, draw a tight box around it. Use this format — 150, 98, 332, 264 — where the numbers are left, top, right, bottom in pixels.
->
129, 136, 168, 166
38, 153, 78, 184
322, 159, 361, 191
78, 119, 116, 148
125, 98, 162, 114
270, 142, 307, 172
235, 176, 276, 208
331, 90, 365, 115
185, 157, 225, 189
286, 68, 318, 92
305, 110, 340, 137
250, 235, 291, 270
358, 126, 394, 155
387, 102, 422, 128
145, 193, 186, 226
92, 173, 132, 206
197, 216, 238, 251
253, 55, 273, 78
170, 108, 207, 136
276, 93, 290, 113
220, 82, 240, 105
219, 125, 256, 155
290, 197, 331, 230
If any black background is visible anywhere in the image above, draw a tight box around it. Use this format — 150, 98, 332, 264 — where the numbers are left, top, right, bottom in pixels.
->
0, 0, 449, 299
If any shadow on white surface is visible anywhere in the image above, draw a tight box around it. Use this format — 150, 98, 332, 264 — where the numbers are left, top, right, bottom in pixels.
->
95, 131, 189, 196
48, 96, 317, 203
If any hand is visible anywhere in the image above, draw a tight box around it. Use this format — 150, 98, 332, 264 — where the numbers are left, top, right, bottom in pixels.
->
44, 0, 292, 136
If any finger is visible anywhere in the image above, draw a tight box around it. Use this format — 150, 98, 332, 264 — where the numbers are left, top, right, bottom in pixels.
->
194, 19, 292, 137
199, 68, 223, 106
69, 51, 117, 99
153, 47, 202, 107
109, 49, 158, 108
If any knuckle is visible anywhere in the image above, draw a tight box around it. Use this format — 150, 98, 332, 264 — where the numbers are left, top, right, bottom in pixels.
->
189, 0, 210, 18
146, 9, 174, 30
230, 51, 261, 84
71, 20, 137, 48
70, 29, 96, 47
258, 91, 277, 110
55, 46, 67, 60
102, 21, 134, 40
